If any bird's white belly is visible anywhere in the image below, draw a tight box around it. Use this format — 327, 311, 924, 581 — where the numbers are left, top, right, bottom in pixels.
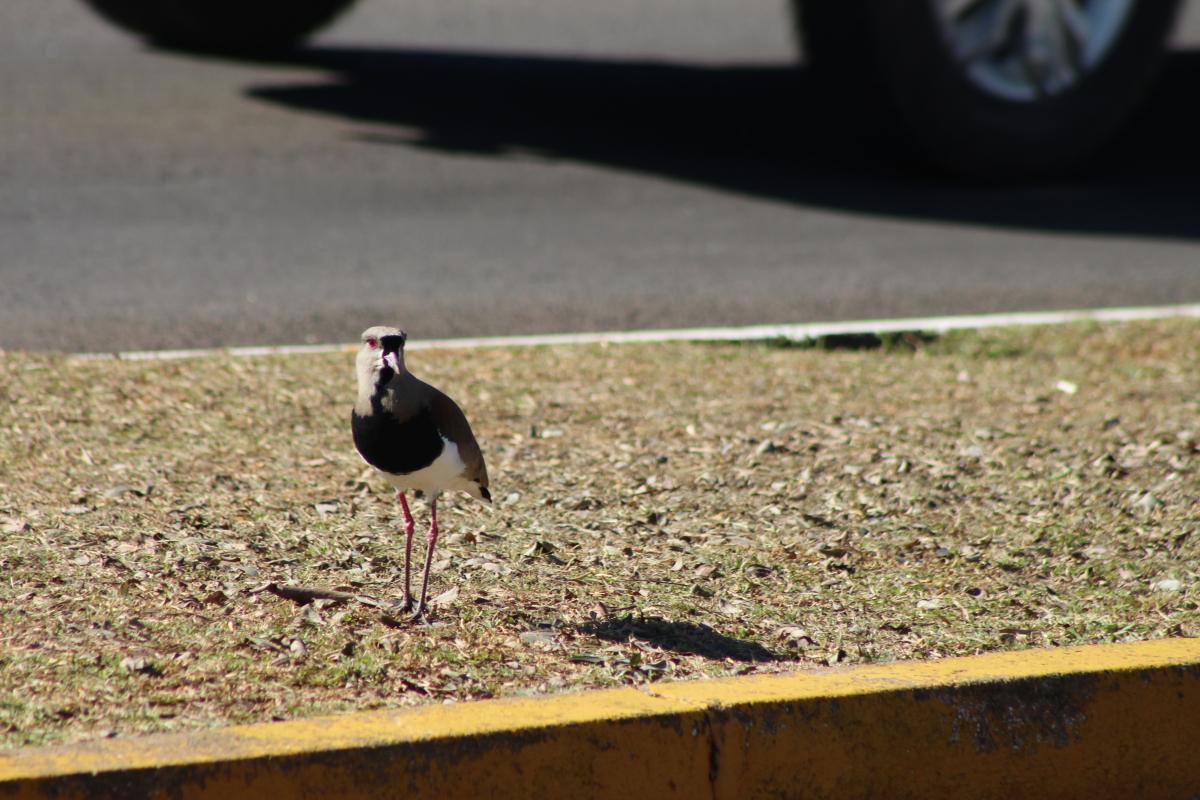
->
382, 438, 470, 495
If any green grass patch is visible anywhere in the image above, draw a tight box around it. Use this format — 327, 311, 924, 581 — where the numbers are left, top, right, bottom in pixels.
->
0, 318, 1197, 748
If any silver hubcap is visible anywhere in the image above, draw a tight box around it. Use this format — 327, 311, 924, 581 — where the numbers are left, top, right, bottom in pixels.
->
934, 0, 1135, 101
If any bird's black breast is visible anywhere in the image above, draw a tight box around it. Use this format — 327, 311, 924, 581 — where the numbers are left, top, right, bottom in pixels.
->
352, 403, 445, 477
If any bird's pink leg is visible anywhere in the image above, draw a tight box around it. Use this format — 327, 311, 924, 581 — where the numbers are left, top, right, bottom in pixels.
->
411, 496, 439, 622
397, 491, 415, 611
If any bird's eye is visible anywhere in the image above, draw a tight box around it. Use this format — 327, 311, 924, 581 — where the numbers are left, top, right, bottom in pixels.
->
366, 338, 378, 349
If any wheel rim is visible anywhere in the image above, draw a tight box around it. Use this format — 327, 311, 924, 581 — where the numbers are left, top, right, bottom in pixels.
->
933, 0, 1136, 101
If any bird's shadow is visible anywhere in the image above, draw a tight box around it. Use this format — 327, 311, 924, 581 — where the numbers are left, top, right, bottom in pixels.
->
578, 614, 780, 663
222, 44, 1200, 241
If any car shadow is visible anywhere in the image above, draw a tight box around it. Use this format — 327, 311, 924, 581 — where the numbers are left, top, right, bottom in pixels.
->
234, 45, 1200, 241
578, 614, 781, 663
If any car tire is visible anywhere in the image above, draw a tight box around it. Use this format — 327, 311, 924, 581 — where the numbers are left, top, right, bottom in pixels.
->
80, 0, 359, 53
794, 0, 1183, 178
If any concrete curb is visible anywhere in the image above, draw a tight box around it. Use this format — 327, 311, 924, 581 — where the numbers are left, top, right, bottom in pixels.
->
2, 638, 1199, 799
68, 302, 1200, 361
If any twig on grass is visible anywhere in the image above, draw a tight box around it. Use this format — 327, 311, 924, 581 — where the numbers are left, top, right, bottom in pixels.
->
249, 582, 386, 608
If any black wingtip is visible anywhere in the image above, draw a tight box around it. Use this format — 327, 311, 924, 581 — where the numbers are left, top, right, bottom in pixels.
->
480, 486, 492, 503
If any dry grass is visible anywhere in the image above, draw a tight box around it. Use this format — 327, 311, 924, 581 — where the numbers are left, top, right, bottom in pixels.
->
1, 320, 1197, 749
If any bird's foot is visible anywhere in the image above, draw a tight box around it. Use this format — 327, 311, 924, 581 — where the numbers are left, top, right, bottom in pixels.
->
390, 596, 413, 615
408, 605, 429, 625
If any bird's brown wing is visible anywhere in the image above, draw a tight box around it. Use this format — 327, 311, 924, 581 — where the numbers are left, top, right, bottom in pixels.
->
429, 388, 489, 490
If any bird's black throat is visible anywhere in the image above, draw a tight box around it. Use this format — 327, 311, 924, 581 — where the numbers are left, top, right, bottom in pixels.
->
351, 402, 445, 477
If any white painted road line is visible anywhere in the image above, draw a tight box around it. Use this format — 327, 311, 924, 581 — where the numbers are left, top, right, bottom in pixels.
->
70, 303, 1200, 361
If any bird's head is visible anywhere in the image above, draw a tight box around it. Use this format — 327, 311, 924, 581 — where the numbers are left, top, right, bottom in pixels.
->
357, 325, 408, 390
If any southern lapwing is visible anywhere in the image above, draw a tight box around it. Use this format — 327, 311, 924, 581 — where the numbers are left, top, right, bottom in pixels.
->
352, 325, 490, 621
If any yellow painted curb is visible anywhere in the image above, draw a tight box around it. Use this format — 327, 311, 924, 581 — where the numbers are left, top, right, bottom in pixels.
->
2, 638, 1199, 799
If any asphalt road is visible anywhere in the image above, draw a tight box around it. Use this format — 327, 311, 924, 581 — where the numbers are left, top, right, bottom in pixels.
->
3, 0, 1200, 352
